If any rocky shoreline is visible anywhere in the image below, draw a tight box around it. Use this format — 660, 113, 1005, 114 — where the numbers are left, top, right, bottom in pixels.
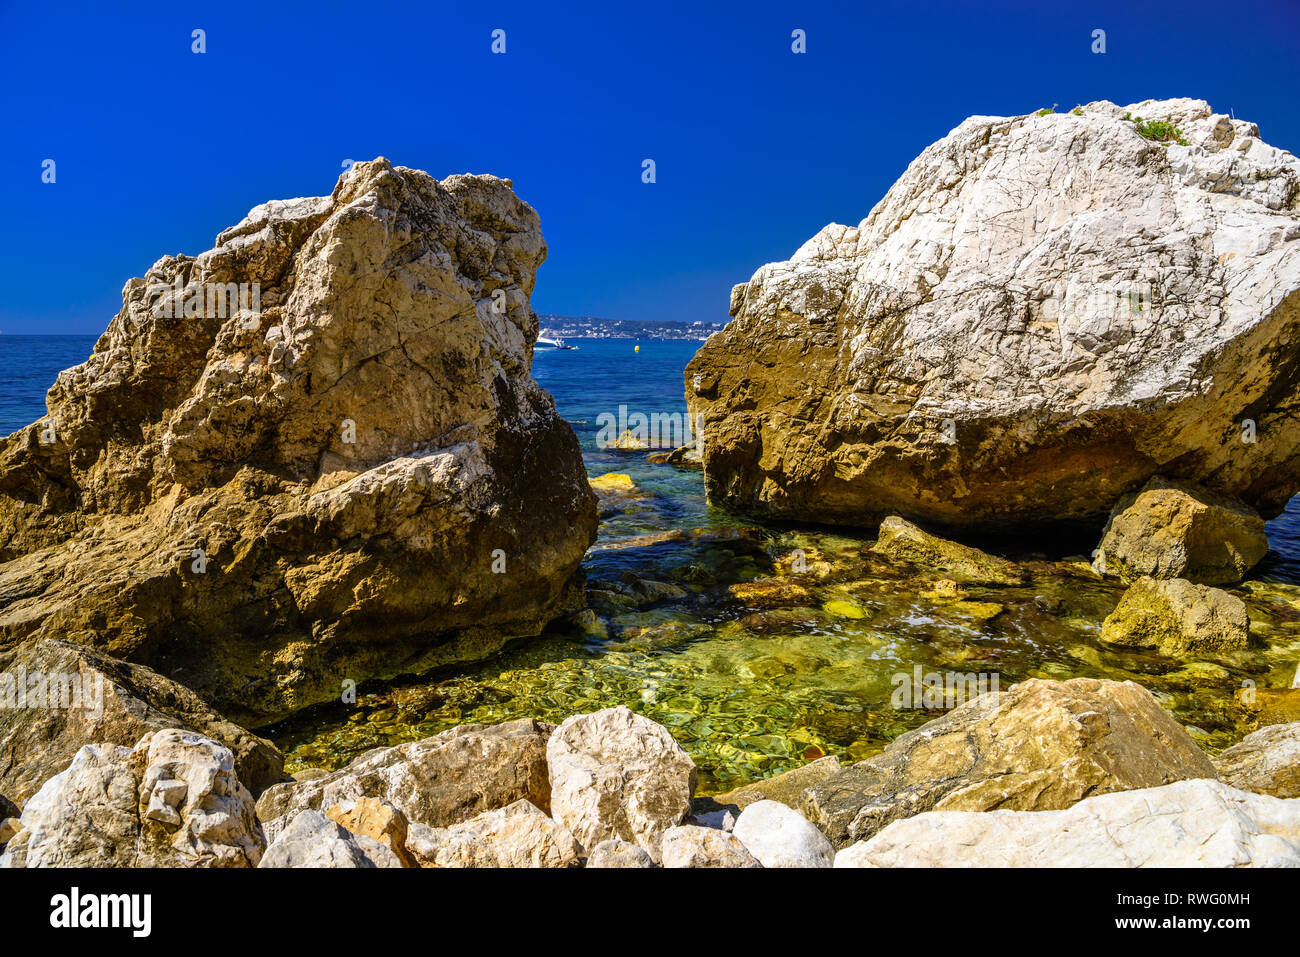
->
3, 98, 1300, 867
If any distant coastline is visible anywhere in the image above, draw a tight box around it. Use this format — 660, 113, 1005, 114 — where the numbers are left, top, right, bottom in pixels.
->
537, 314, 725, 341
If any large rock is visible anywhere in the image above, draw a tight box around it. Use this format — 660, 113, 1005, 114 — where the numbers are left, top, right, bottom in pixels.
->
585, 838, 655, 868
803, 677, 1217, 847
256, 718, 552, 835
1214, 722, 1300, 798
1100, 577, 1249, 656
660, 824, 761, 868
0, 639, 283, 805
870, 516, 1025, 585
406, 799, 582, 868
259, 809, 401, 868
0, 728, 264, 868
0, 158, 598, 726
731, 800, 834, 868
835, 779, 1300, 867
1097, 477, 1268, 584
686, 99, 1300, 532
546, 706, 697, 863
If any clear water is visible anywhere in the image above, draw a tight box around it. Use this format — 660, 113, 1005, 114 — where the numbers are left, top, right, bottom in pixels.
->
5, 335, 1300, 794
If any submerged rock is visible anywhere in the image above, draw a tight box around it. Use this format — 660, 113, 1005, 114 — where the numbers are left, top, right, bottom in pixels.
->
1100, 577, 1249, 656
546, 705, 697, 863
1097, 477, 1268, 584
686, 99, 1300, 532
803, 677, 1217, 847
871, 517, 1025, 585
1, 729, 264, 868
0, 158, 597, 726
256, 718, 552, 834
0, 639, 283, 804
835, 779, 1300, 867
1214, 722, 1300, 798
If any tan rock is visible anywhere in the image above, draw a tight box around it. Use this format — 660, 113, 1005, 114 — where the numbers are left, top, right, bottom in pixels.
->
0, 158, 597, 726
0, 639, 283, 805
407, 799, 581, 868
257, 718, 551, 832
1097, 477, 1268, 584
585, 838, 655, 868
546, 706, 697, 862
835, 780, 1300, 867
260, 809, 401, 868
1214, 722, 1300, 798
325, 796, 415, 867
803, 677, 1217, 847
1, 728, 264, 868
1100, 577, 1249, 656
660, 825, 760, 868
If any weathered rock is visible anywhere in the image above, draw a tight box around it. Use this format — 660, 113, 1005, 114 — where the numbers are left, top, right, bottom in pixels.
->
1097, 477, 1268, 584
686, 99, 1300, 532
0, 158, 598, 726
835, 779, 1300, 867
714, 756, 841, 811
546, 706, 697, 862
660, 824, 761, 868
260, 810, 399, 868
803, 677, 1217, 847
1100, 577, 1249, 656
731, 800, 834, 868
0, 639, 283, 805
585, 838, 655, 868
1215, 722, 1300, 798
0, 817, 19, 848
406, 799, 581, 868
256, 718, 552, 833
1, 728, 264, 868
324, 796, 415, 867
871, 517, 1025, 585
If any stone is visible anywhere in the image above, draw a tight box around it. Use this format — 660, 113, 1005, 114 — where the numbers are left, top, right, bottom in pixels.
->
685, 100, 1300, 533
835, 779, 1300, 867
1215, 722, 1300, 798
727, 580, 813, 607
1096, 477, 1269, 584
590, 472, 636, 492
585, 838, 655, 868
406, 799, 581, 868
0, 639, 283, 805
714, 756, 842, 811
871, 517, 1026, 585
1100, 577, 1249, 656
260, 810, 400, 868
256, 718, 552, 832
660, 824, 761, 868
0, 158, 598, 726
2, 728, 264, 868
1237, 688, 1300, 727
546, 706, 697, 862
324, 796, 415, 867
0, 817, 19, 847
803, 677, 1217, 847
731, 800, 834, 868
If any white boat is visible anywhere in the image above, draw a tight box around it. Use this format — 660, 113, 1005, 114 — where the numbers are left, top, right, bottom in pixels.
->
536, 333, 577, 350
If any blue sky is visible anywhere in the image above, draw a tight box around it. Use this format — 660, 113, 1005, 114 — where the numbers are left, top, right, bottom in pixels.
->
1, 0, 1298, 334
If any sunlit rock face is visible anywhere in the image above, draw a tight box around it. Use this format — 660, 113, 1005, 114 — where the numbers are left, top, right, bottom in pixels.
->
0, 158, 597, 726
687, 99, 1300, 533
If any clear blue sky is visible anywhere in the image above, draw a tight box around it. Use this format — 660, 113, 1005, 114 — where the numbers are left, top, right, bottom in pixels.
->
2, 0, 1298, 334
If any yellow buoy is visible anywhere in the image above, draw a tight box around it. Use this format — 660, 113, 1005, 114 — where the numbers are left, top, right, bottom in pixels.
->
634, 344, 640, 353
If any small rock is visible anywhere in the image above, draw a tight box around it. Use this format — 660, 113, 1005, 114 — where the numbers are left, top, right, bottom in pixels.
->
260, 810, 399, 868
732, 800, 834, 868
406, 799, 581, 868
1215, 722, 1300, 798
871, 517, 1026, 585
660, 825, 761, 868
586, 839, 655, 868
325, 796, 416, 867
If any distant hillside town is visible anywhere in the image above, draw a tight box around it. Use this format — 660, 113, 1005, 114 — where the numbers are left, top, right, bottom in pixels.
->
536, 314, 726, 340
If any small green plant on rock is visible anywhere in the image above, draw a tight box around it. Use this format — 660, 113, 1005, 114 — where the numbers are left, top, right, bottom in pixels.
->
1071, 105, 1084, 116
1035, 104, 1057, 116
1123, 113, 1189, 145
